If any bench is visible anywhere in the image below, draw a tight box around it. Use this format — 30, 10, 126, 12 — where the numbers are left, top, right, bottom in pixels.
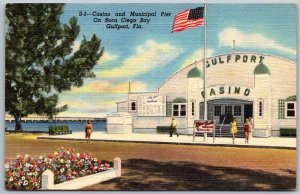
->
156, 126, 171, 133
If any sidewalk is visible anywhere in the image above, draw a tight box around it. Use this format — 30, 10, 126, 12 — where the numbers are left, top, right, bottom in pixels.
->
37, 132, 296, 149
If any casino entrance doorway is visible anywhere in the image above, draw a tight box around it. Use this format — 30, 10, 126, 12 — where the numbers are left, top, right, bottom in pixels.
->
200, 99, 253, 137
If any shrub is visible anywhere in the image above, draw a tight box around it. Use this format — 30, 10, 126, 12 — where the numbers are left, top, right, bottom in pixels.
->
157, 126, 170, 133
49, 126, 70, 135
280, 128, 296, 137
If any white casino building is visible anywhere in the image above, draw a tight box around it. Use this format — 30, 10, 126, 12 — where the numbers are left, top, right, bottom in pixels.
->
113, 52, 296, 137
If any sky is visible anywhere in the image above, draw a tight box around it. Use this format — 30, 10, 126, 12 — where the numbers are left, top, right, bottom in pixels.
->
55, 3, 296, 117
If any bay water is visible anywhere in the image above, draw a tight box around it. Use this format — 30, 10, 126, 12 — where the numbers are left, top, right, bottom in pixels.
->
5, 121, 107, 132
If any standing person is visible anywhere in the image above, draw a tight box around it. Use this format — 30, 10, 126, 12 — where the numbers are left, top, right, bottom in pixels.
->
85, 120, 93, 143
170, 118, 179, 137
243, 118, 251, 144
230, 117, 238, 144
249, 117, 254, 138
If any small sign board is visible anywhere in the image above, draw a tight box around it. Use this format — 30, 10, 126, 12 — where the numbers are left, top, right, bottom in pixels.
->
137, 95, 166, 116
194, 120, 214, 133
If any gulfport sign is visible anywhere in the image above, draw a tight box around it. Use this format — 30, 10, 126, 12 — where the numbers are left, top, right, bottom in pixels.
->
206, 54, 265, 68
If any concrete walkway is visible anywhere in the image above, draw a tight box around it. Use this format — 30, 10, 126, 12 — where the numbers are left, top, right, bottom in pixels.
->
37, 132, 296, 149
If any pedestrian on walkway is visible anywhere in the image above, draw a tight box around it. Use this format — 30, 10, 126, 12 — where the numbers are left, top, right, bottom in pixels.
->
249, 117, 254, 138
170, 117, 179, 137
85, 120, 93, 143
230, 117, 238, 144
243, 118, 251, 144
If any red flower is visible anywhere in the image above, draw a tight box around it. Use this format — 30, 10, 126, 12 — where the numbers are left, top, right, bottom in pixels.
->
5, 147, 111, 190
5, 172, 12, 177
80, 153, 85, 159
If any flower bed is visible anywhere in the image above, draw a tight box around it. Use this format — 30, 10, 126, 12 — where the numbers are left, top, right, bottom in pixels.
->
5, 147, 112, 190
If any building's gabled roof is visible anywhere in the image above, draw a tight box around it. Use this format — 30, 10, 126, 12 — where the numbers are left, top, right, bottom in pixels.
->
187, 67, 204, 78
158, 52, 294, 90
254, 63, 271, 75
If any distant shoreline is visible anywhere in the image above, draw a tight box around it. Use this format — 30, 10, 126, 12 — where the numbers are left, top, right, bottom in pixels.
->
5, 120, 107, 132
5, 118, 107, 123
5, 130, 47, 134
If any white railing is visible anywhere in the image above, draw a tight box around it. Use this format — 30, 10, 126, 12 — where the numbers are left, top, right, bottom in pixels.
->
41, 157, 121, 190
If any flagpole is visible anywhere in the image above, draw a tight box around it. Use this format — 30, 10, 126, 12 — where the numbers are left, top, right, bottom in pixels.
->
202, 4, 208, 142
203, 3, 207, 121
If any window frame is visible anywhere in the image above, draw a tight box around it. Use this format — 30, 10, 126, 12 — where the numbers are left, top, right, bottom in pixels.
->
258, 99, 263, 117
224, 105, 232, 115
285, 101, 296, 118
233, 105, 242, 116
191, 102, 195, 117
214, 105, 221, 116
130, 101, 137, 112
172, 103, 187, 117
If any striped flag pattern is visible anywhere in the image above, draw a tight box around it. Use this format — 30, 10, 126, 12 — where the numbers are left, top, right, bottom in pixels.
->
172, 7, 204, 32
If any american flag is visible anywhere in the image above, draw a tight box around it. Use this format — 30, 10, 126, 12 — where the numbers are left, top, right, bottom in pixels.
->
172, 7, 204, 32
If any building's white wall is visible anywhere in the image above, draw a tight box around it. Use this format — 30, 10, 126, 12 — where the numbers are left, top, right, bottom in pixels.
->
205, 54, 255, 88
187, 77, 202, 134
107, 113, 132, 133
252, 74, 271, 137
117, 101, 128, 113
268, 57, 297, 134
132, 116, 188, 134
115, 53, 296, 136
158, 63, 200, 101
197, 54, 296, 136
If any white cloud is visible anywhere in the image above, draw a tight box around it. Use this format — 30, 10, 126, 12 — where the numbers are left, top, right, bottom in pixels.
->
181, 48, 214, 68
57, 97, 118, 117
96, 40, 180, 78
57, 80, 147, 117
96, 52, 118, 64
70, 80, 147, 94
58, 98, 115, 112
218, 27, 296, 56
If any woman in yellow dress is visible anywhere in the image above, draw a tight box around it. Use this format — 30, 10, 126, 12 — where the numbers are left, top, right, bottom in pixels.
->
230, 117, 238, 144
